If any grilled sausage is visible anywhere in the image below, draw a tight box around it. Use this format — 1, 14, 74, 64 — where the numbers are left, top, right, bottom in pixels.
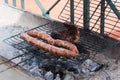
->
27, 30, 78, 53
27, 30, 54, 45
20, 30, 79, 57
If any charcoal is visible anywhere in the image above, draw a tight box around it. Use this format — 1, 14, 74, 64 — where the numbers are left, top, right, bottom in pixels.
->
56, 58, 80, 69
55, 71, 65, 79
42, 64, 56, 73
63, 74, 75, 80
81, 68, 90, 74
44, 71, 54, 80
55, 59, 69, 69
67, 67, 79, 74
54, 74, 61, 80
81, 59, 102, 74
30, 66, 42, 77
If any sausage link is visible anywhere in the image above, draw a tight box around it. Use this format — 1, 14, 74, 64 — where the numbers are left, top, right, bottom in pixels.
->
27, 30, 54, 45
20, 31, 79, 57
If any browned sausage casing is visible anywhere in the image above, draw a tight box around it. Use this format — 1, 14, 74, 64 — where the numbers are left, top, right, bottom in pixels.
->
20, 30, 79, 57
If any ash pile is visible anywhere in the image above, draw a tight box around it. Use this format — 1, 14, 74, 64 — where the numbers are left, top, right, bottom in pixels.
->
15, 44, 102, 80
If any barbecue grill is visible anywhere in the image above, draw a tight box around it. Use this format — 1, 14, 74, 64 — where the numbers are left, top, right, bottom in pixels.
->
0, 0, 120, 80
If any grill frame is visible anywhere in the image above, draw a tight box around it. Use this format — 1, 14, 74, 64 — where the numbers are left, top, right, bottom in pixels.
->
58, 0, 120, 40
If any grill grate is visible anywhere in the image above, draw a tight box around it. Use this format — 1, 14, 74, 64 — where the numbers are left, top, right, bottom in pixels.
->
4, 23, 66, 49
4, 22, 109, 54
58, 0, 120, 40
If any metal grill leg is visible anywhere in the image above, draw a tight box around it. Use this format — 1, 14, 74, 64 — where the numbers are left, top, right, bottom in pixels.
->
83, 0, 90, 30
100, 0, 105, 35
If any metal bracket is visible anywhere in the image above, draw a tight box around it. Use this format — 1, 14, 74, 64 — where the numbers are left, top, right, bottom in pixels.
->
35, 0, 60, 18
